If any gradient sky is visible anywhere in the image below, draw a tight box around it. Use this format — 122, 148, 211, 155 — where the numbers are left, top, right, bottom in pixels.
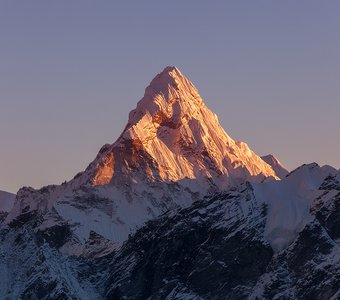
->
1, 1, 340, 193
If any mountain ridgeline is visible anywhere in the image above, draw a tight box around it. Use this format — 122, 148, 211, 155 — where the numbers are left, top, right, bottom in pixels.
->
84, 66, 281, 187
0, 67, 339, 299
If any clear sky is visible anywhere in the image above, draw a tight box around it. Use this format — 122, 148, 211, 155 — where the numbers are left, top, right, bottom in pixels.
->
1, 1, 340, 193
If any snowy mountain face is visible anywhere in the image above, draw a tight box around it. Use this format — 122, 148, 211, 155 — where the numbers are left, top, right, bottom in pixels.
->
253, 163, 338, 251
94, 164, 340, 299
6, 66, 281, 247
1, 164, 339, 299
1, 66, 340, 299
85, 66, 279, 188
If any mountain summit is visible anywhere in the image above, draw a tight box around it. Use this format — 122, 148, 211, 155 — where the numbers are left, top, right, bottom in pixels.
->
87, 66, 280, 188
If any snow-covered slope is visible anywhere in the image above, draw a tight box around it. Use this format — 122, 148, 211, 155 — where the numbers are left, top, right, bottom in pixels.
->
1, 163, 339, 299
0, 190, 15, 213
84, 66, 280, 188
253, 163, 338, 251
261, 154, 289, 179
1, 66, 339, 299
92, 165, 340, 299
6, 66, 283, 247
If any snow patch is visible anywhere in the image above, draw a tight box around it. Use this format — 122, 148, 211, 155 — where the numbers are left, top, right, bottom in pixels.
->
253, 163, 338, 251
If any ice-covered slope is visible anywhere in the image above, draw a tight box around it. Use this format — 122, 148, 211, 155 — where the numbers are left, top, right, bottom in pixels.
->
0, 190, 15, 213
261, 154, 289, 179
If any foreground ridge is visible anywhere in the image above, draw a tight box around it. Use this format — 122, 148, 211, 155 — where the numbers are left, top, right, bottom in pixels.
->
1, 164, 340, 299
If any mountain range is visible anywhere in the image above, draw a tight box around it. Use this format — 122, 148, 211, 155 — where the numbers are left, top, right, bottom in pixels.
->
0, 67, 339, 299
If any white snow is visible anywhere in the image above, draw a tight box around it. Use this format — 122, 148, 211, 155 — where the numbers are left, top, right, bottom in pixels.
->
53, 181, 201, 244
1, 66, 340, 298
253, 163, 338, 251
5, 66, 287, 252
87, 66, 281, 189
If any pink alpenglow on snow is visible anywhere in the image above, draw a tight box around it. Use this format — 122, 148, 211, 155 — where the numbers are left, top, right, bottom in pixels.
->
6, 66, 284, 247
86, 66, 281, 188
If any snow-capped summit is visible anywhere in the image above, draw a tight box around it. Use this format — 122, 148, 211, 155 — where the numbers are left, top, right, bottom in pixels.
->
2, 67, 340, 299
127, 66, 203, 126
86, 66, 280, 188
6, 66, 285, 248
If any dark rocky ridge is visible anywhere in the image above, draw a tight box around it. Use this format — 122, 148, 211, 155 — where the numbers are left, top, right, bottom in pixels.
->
1, 177, 339, 299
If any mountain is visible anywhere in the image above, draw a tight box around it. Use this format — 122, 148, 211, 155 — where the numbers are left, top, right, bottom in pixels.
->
261, 154, 289, 179
1, 164, 339, 299
6, 66, 282, 248
0, 190, 15, 213
99, 164, 340, 299
253, 163, 338, 251
83, 66, 279, 188
1, 66, 339, 299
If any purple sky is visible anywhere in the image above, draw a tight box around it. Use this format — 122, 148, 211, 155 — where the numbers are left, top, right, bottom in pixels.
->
1, 1, 340, 193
